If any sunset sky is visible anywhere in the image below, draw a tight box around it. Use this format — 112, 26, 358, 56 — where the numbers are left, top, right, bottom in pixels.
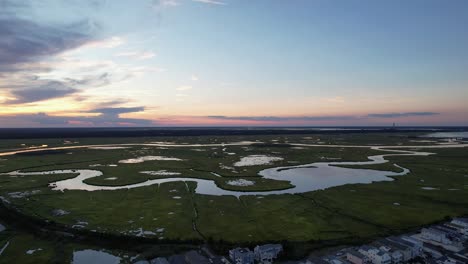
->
1, 0, 467, 127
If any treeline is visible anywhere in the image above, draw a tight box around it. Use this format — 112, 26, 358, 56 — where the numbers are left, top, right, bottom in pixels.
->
0, 127, 462, 139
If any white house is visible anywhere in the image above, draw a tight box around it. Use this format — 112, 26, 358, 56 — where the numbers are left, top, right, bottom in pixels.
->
229, 248, 254, 264
449, 219, 468, 236
399, 236, 423, 255
358, 246, 391, 264
380, 238, 412, 261
253, 244, 283, 264
389, 251, 403, 263
421, 228, 452, 245
151, 257, 170, 264
451, 218, 468, 229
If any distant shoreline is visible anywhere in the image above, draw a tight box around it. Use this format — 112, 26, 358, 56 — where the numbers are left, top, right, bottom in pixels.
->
0, 126, 466, 139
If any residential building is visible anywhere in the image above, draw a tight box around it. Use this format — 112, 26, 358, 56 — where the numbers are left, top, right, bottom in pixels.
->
422, 227, 452, 245
229, 248, 254, 264
400, 236, 423, 255
378, 239, 412, 261
151, 257, 170, 264
451, 218, 468, 229
446, 252, 468, 263
254, 244, 283, 264
358, 246, 391, 264
346, 249, 369, 264
306, 257, 329, 264
378, 247, 403, 264
445, 222, 468, 236
168, 254, 188, 264
422, 242, 444, 259
184, 250, 209, 264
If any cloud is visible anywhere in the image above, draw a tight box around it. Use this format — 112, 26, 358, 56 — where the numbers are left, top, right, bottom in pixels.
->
82, 36, 124, 49
0, 17, 95, 72
205, 112, 441, 123
6, 81, 79, 104
64, 72, 111, 87
0, 1, 144, 102
206, 115, 356, 122
322, 96, 345, 104
367, 112, 440, 118
191, 74, 199, 81
0, 0, 105, 105
115, 50, 156, 60
155, 0, 181, 7
2, 72, 115, 104
138, 51, 156, 60
192, 0, 226, 5
0, 107, 153, 127
176, 85, 192, 91
89, 107, 146, 115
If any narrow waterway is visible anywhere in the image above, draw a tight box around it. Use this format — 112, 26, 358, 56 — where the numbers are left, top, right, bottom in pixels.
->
1, 143, 459, 197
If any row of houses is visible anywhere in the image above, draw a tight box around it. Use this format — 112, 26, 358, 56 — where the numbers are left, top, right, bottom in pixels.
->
302, 218, 467, 264
139, 218, 467, 264
148, 250, 226, 264
150, 244, 283, 264
229, 244, 283, 264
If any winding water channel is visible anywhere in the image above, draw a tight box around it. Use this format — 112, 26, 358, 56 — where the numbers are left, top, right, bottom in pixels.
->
1, 142, 467, 197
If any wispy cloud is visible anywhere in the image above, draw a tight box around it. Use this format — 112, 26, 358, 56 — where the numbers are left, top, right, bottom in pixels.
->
6, 82, 79, 104
191, 74, 199, 81
367, 112, 440, 118
322, 96, 345, 104
192, 0, 226, 5
206, 115, 356, 122
2, 72, 114, 105
205, 112, 441, 123
0, 17, 95, 73
155, 0, 181, 7
89, 107, 146, 115
138, 51, 156, 60
115, 51, 156, 60
0, 107, 153, 127
0, 2, 157, 106
82, 36, 124, 49
176, 85, 192, 91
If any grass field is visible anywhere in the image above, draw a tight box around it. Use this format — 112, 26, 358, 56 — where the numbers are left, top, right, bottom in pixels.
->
0, 132, 467, 261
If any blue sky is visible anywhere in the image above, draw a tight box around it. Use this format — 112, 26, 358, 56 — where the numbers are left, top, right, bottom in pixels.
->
0, 0, 467, 126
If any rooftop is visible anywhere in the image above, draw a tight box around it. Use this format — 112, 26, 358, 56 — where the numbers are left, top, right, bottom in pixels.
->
231, 248, 252, 254
345, 249, 365, 259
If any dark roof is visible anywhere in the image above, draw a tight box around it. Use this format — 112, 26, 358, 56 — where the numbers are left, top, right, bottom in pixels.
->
230, 247, 251, 254
209, 256, 225, 264
184, 250, 209, 264
442, 224, 460, 231
386, 236, 418, 249
445, 222, 466, 230
447, 253, 468, 263
423, 227, 448, 236
422, 242, 444, 253
346, 249, 365, 259
151, 258, 170, 264
432, 225, 456, 234
307, 257, 329, 264
381, 238, 410, 251
453, 218, 468, 224
256, 244, 282, 251
168, 254, 188, 264
359, 245, 375, 251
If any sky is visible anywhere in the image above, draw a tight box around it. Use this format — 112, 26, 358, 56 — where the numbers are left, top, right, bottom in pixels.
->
0, 0, 467, 127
